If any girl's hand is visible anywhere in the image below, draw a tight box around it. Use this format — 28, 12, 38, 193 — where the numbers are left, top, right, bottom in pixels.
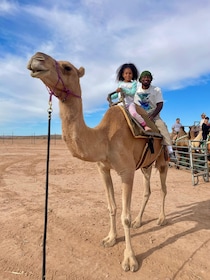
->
116, 87, 122, 93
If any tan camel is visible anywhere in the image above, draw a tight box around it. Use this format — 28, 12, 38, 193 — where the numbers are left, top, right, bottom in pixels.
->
173, 126, 190, 166
171, 125, 198, 145
191, 131, 203, 148
175, 126, 189, 146
27, 52, 168, 272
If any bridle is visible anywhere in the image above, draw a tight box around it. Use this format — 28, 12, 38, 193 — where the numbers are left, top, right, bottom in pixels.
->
176, 134, 188, 141
175, 134, 188, 145
46, 60, 81, 103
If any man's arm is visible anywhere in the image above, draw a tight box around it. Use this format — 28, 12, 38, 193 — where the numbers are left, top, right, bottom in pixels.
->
149, 102, 163, 121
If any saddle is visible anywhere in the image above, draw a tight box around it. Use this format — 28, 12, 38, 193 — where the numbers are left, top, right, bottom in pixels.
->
107, 93, 165, 169
107, 92, 162, 137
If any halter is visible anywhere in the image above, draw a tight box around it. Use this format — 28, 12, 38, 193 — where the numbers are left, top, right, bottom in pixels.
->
176, 134, 188, 141
47, 60, 81, 103
175, 134, 188, 145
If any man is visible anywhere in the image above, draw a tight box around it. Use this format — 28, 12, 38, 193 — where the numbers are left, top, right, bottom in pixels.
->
134, 70, 176, 162
191, 113, 207, 149
171, 118, 182, 142
172, 118, 182, 133
202, 117, 210, 140
200, 113, 206, 129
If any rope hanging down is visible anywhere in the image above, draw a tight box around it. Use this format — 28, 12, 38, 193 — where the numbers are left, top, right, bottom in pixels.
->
42, 101, 53, 280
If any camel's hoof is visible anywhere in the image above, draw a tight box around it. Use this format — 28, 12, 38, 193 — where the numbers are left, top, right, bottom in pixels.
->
122, 256, 139, 272
102, 236, 116, 248
157, 218, 167, 226
131, 219, 142, 229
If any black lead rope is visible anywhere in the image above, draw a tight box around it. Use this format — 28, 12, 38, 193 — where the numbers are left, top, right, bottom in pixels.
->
42, 103, 53, 280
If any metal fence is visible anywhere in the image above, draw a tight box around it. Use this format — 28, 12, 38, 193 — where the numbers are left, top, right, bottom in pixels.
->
0, 134, 62, 145
172, 140, 209, 186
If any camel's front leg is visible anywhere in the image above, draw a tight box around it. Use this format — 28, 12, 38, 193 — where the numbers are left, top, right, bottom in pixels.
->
132, 165, 152, 229
121, 170, 138, 272
97, 163, 117, 247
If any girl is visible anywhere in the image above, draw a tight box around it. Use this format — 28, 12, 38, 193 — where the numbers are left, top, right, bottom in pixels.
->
111, 63, 151, 131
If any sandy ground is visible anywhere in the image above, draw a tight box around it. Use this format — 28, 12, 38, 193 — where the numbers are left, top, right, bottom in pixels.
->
0, 138, 210, 280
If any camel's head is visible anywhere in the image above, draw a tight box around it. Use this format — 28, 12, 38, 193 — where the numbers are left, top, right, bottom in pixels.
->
27, 52, 85, 101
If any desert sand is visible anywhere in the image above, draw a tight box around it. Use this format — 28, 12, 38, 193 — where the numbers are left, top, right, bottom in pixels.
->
0, 138, 210, 280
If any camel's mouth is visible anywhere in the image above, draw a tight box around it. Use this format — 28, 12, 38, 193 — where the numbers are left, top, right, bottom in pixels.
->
27, 55, 49, 78
29, 68, 49, 78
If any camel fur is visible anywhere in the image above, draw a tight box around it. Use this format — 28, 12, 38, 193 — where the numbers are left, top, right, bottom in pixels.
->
27, 52, 168, 272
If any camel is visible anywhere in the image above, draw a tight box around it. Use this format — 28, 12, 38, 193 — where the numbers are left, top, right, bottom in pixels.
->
191, 131, 203, 148
188, 125, 200, 140
173, 126, 206, 170
173, 126, 190, 167
170, 130, 178, 143
27, 52, 168, 272
171, 125, 198, 145
175, 126, 189, 146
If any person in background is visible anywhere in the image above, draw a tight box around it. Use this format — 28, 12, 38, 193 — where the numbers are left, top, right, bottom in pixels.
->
171, 118, 182, 142
109, 63, 151, 131
135, 70, 176, 162
200, 113, 206, 129
202, 117, 210, 140
191, 113, 207, 149
198, 112, 206, 138
172, 118, 182, 134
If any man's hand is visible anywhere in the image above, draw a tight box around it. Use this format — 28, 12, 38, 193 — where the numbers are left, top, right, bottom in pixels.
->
149, 115, 154, 121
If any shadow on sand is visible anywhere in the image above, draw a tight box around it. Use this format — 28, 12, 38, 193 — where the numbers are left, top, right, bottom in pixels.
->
132, 199, 210, 278
116, 199, 210, 277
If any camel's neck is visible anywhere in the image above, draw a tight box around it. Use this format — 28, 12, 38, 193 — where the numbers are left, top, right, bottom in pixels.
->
59, 97, 106, 162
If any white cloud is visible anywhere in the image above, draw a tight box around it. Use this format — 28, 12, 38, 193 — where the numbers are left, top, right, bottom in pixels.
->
0, 0, 18, 14
1, 0, 210, 134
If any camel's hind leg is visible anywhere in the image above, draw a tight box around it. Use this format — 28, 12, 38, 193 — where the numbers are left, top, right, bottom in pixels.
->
156, 163, 168, 226
132, 163, 168, 228
132, 165, 152, 229
97, 163, 117, 247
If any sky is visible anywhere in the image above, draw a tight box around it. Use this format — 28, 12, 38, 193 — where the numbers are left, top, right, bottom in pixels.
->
1, 0, 210, 136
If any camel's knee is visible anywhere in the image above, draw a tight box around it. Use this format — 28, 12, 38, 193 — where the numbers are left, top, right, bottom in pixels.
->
108, 206, 117, 216
121, 214, 131, 227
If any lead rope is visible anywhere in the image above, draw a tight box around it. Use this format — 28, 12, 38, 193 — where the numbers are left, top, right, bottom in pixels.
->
42, 99, 53, 280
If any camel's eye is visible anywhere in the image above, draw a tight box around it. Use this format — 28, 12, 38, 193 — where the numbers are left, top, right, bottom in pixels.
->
63, 65, 72, 71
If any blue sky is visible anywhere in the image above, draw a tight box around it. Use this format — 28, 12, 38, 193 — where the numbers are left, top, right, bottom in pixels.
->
1, 0, 210, 136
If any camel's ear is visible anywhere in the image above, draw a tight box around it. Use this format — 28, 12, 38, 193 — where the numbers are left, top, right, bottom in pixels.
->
78, 67, 85, 78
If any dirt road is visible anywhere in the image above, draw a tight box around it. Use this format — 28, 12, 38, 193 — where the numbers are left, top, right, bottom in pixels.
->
0, 139, 209, 280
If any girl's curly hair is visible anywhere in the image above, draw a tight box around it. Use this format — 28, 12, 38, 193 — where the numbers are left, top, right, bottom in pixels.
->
116, 63, 139, 81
